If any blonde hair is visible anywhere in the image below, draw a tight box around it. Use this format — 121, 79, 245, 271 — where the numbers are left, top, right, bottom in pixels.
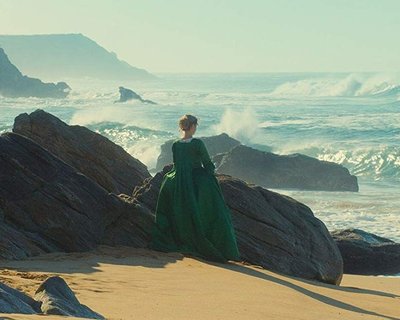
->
178, 114, 198, 131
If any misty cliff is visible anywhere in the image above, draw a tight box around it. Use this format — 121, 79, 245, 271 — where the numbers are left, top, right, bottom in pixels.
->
0, 47, 70, 98
0, 33, 154, 80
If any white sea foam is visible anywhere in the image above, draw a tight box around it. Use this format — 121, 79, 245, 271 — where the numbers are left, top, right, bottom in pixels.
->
270, 73, 400, 98
210, 107, 263, 144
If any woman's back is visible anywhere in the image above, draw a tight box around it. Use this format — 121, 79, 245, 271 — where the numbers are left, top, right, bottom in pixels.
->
172, 138, 216, 174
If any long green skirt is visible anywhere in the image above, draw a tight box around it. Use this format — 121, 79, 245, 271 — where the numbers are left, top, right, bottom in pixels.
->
149, 164, 241, 263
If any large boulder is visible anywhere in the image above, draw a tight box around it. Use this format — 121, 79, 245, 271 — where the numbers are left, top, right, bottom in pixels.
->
331, 229, 400, 275
13, 109, 150, 195
0, 132, 153, 259
0, 48, 70, 98
213, 144, 359, 192
34, 276, 104, 319
156, 133, 241, 172
134, 164, 343, 285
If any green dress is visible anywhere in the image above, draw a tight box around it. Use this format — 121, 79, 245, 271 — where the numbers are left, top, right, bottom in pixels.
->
149, 137, 241, 263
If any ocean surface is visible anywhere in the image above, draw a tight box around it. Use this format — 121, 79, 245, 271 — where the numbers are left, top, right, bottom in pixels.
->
1, 72, 399, 242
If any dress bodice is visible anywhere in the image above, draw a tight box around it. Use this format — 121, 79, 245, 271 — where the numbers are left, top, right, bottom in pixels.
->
172, 137, 215, 174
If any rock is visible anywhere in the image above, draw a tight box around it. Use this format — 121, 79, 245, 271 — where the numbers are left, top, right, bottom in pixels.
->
34, 276, 104, 319
155, 133, 241, 172
0, 33, 155, 80
0, 132, 153, 259
331, 229, 400, 275
134, 164, 343, 285
213, 144, 359, 192
0, 282, 40, 314
116, 86, 156, 104
0, 48, 70, 98
13, 109, 151, 195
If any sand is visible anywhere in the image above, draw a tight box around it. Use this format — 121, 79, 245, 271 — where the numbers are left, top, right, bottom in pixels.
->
0, 246, 399, 320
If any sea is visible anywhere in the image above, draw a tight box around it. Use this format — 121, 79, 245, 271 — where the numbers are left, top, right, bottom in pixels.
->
1, 72, 399, 243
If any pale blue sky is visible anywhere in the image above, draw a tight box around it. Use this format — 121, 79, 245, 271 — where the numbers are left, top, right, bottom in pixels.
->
0, 0, 399, 73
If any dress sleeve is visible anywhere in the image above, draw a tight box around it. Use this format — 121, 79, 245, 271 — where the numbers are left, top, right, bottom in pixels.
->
172, 142, 176, 165
198, 139, 215, 175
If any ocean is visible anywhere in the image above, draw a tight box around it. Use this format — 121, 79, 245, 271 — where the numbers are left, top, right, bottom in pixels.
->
1, 72, 399, 242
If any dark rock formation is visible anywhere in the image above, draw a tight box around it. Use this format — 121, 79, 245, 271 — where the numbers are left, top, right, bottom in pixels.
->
213, 144, 359, 192
331, 229, 400, 275
116, 86, 156, 104
155, 133, 241, 172
34, 276, 104, 319
13, 109, 150, 195
134, 164, 344, 285
1, 111, 342, 285
1, 277, 103, 318
0, 34, 154, 80
0, 132, 153, 259
0, 48, 70, 98
0, 282, 40, 314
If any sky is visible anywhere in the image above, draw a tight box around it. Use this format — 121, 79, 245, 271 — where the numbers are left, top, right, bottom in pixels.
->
0, 0, 399, 73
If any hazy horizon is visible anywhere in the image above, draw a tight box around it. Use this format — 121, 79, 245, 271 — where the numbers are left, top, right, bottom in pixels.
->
1, 0, 399, 73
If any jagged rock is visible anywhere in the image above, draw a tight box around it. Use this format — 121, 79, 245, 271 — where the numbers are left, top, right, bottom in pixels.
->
0, 48, 70, 98
213, 144, 359, 192
331, 229, 400, 275
0, 282, 41, 314
134, 164, 343, 285
34, 276, 104, 319
0, 132, 153, 259
116, 86, 156, 104
155, 133, 241, 172
13, 109, 150, 195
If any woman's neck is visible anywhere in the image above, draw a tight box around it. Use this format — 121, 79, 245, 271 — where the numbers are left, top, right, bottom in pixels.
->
181, 135, 193, 140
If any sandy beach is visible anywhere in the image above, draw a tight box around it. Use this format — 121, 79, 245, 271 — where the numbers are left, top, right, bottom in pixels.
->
0, 246, 399, 320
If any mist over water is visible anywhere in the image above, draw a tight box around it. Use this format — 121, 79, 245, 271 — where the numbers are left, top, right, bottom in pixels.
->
1, 73, 399, 241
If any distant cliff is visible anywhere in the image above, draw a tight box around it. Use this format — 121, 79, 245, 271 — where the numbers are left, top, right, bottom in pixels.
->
0, 33, 154, 80
0, 48, 70, 98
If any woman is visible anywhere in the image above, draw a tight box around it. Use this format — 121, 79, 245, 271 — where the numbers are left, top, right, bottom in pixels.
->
149, 114, 241, 263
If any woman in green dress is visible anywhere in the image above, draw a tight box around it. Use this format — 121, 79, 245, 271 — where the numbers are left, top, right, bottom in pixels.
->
150, 114, 241, 263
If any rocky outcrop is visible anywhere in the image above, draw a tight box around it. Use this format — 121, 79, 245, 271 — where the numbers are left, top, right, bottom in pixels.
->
116, 86, 156, 104
1, 112, 343, 285
0, 132, 153, 259
331, 229, 400, 275
1, 277, 103, 318
134, 164, 343, 285
156, 133, 241, 172
0, 282, 40, 314
0, 34, 154, 80
35, 276, 104, 318
213, 144, 359, 192
0, 48, 70, 98
13, 109, 150, 195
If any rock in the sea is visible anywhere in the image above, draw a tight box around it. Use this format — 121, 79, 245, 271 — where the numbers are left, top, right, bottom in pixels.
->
0, 282, 40, 314
213, 144, 359, 192
13, 109, 150, 195
155, 133, 241, 172
331, 229, 400, 275
134, 164, 343, 285
0, 48, 70, 98
34, 276, 104, 319
0, 132, 153, 259
116, 86, 156, 104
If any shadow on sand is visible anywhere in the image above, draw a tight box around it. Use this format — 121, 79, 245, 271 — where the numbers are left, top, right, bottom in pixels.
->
0, 245, 399, 320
